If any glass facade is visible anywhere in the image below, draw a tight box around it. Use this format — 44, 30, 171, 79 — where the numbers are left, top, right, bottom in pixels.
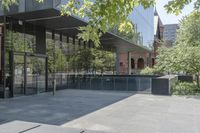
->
0, 1, 154, 48
130, 6, 154, 46
0, 16, 116, 98
0, 0, 56, 15
0, 1, 154, 98
2, 18, 48, 97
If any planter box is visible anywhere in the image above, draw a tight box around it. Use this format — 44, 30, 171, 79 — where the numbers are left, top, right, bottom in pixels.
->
152, 75, 178, 95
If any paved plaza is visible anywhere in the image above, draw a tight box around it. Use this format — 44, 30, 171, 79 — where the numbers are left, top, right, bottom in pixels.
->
0, 89, 200, 133
0, 89, 132, 125
62, 92, 200, 133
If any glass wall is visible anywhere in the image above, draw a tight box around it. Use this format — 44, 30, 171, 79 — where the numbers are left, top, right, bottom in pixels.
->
3, 18, 48, 97
0, 0, 54, 15
46, 30, 116, 75
1, 17, 116, 97
130, 5, 154, 46
45, 30, 116, 90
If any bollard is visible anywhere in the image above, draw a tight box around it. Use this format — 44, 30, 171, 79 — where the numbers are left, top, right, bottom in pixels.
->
101, 76, 103, 90
113, 77, 116, 90
53, 79, 56, 96
126, 77, 129, 91
138, 78, 141, 91
36, 75, 39, 94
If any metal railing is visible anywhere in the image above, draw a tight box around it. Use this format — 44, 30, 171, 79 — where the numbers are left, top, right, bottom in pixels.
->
48, 74, 158, 93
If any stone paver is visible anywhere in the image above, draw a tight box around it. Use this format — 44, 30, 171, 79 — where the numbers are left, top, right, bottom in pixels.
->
62, 94, 200, 133
0, 121, 108, 133
1, 89, 200, 133
0, 89, 132, 125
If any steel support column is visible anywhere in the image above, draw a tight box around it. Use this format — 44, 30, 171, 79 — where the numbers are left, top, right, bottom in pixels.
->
115, 49, 120, 75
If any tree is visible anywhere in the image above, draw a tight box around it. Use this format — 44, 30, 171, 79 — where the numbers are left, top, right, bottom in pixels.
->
180, 47, 200, 87
109, 22, 141, 45
68, 47, 115, 74
176, 12, 200, 47
154, 11, 200, 87
69, 48, 95, 73
46, 39, 68, 73
1, 0, 199, 46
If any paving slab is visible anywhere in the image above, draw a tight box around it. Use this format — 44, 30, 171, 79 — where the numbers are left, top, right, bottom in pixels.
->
0, 121, 40, 133
62, 94, 200, 133
0, 121, 108, 133
1, 89, 200, 133
0, 89, 132, 125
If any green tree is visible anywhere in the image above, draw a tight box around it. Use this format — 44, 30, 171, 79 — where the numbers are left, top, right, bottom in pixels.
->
70, 48, 95, 73
176, 12, 200, 47
93, 49, 115, 74
109, 22, 141, 45
1, 0, 199, 46
154, 11, 200, 87
46, 39, 68, 73
68, 47, 115, 74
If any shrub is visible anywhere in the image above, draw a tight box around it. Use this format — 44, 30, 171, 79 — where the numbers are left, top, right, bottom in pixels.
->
172, 81, 200, 95
140, 67, 155, 75
140, 67, 161, 75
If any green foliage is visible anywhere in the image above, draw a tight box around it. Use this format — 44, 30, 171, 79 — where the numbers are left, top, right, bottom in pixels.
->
1, 0, 18, 10
2, 0, 198, 46
60, 0, 155, 46
172, 81, 200, 95
109, 22, 141, 45
164, 0, 193, 15
68, 48, 115, 74
0, 0, 43, 10
69, 48, 95, 72
195, 0, 200, 10
155, 46, 200, 75
46, 39, 67, 73
155, 11, 200, 87
60, 0, 198, 46
176, 11, 200, 47
140, 67, 156, 75
164, 0, 200, 15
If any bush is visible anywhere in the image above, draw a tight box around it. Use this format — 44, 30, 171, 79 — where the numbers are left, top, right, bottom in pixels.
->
140, 67, 155, 75
172, 81, 200, 95
140, 67, 161, 75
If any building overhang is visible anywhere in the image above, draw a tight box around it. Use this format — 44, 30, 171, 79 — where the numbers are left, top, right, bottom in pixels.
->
0, 8, 151, 53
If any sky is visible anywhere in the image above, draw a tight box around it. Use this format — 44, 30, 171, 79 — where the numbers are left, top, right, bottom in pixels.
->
156, 0, 194, 24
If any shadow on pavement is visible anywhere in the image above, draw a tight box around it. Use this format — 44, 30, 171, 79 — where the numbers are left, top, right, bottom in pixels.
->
0, 89, 134, 125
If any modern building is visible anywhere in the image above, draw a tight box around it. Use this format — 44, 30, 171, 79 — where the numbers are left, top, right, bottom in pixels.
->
118, 6, 154, 74
163, 24, 179, 47
0, 0, 149, 98
130, 5, 154, 46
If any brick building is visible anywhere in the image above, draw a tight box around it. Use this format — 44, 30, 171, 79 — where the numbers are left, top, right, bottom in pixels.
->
118, 8, 164, 75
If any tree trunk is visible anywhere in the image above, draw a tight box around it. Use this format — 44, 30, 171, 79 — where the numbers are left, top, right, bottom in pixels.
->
196, 75, 200, 88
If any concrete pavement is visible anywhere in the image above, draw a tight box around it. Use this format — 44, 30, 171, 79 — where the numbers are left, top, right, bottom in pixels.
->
0, 89, 132, 125
1, 89, 200, 133
62, 94, 200, 133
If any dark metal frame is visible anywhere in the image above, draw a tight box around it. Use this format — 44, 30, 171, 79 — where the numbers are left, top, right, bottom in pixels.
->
9, 51, 48, 97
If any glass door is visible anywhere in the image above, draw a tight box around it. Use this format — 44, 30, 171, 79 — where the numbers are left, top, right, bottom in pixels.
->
26, 55, 46, 95
11, 52, 47, 97
13, 54, 25, 96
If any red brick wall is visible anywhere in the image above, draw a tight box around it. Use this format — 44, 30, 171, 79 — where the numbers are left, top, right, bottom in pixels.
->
119, 51, 155, 75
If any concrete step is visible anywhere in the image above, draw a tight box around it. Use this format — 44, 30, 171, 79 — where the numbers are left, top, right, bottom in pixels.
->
0, 121, 108, 133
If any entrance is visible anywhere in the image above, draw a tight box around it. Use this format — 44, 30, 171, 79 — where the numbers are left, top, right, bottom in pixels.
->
10, 51, 48, 97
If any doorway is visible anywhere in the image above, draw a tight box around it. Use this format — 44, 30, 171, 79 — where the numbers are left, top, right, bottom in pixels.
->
10, 51, 48, 97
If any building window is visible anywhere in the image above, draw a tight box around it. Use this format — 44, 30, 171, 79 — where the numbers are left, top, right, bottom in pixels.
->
137, 58, 144, 69
152, 58, 155, 67
131, 58, 135, 69
120, 62, 123, 66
